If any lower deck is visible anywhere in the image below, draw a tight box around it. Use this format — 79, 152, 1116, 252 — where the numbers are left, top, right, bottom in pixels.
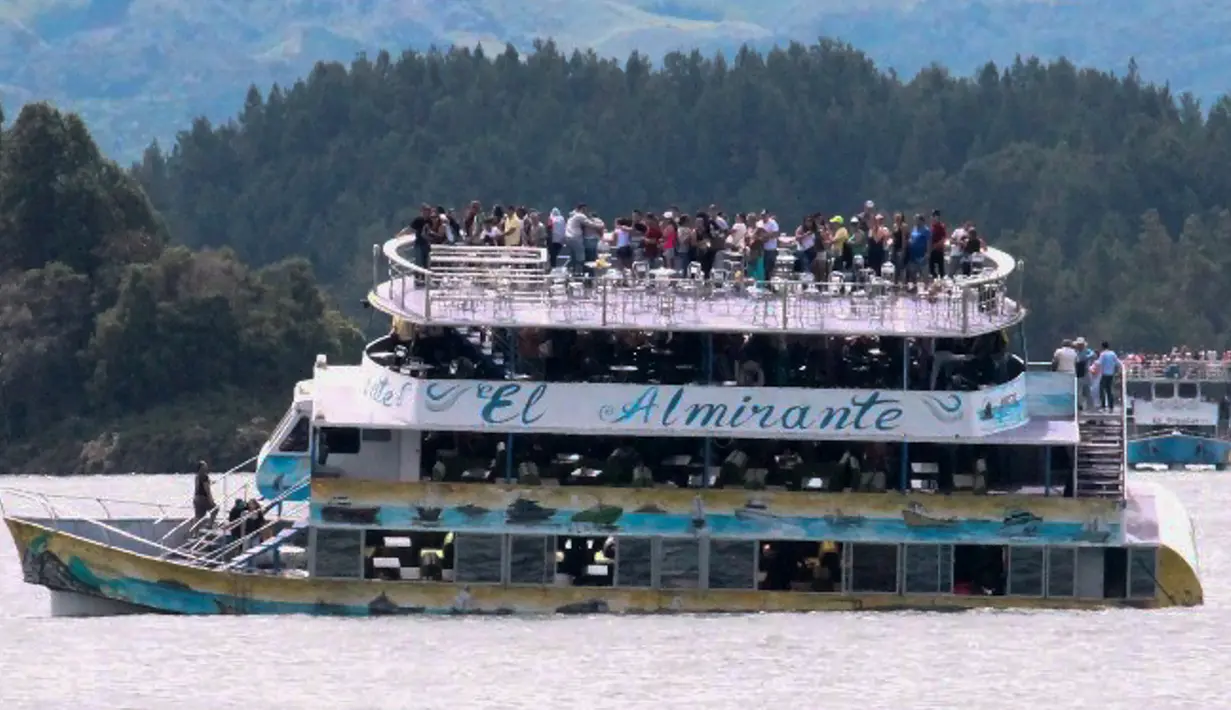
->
318, 526, 1163, 604
5, 515, 1198, 615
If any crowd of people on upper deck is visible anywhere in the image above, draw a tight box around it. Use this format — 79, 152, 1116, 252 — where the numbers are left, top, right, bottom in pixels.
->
1123, 349, 1231, 373
401, 199, 988, 285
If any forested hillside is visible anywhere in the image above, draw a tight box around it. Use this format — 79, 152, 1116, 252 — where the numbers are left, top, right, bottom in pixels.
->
0, 103, 362, 473
5, 1, 1230, 160
140, 40, 1231, 353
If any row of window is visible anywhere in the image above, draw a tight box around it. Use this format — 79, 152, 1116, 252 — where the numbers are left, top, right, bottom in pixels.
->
311, 528, 1158, 600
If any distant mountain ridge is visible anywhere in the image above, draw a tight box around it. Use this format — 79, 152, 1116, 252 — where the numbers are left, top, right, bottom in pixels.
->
3, 0, 1230, 160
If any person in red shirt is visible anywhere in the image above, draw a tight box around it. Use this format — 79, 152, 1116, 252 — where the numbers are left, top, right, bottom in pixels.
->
643, 214, 664, 268
928, 209, 947, 279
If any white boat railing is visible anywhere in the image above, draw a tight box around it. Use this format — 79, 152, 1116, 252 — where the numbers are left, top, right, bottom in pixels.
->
1125, 360, 1231, 381
371, 236, 1023, 336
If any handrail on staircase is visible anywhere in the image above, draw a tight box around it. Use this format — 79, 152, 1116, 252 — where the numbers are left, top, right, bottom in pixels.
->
163, 476, 311, 568
1120, 374, 1129, 499
153, 455, 259, 547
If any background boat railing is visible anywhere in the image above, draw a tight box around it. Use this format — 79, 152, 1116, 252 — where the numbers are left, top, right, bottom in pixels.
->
150, 455, 258, 549
1125, 360, 1231, 381
374, 235, 1023, 335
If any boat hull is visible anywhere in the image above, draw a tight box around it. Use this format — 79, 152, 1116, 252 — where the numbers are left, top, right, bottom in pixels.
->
5, 514, 1202, 616
1127, 432, 1231, 469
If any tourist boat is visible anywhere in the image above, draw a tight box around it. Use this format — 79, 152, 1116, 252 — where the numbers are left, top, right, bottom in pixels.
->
1124, 357, 1230, 470
0, 230, 1203, 615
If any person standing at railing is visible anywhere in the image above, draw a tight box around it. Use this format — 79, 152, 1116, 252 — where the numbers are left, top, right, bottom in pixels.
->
1093, 341, 1124, 411
192, 460, 216, 526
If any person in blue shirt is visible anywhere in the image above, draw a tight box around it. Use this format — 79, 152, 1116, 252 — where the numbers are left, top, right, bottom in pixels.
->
907, 214, 930, 285
1095, 341, 1123, 411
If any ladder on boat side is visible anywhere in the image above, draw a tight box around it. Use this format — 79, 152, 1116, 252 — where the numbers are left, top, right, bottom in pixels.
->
1075, 411, 1125, 498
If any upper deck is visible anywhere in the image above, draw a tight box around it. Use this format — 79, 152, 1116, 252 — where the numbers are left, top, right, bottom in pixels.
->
368, 236, 1025, 338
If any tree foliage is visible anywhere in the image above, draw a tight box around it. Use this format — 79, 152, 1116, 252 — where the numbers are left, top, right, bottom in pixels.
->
138, 40, 1231, 353
0, 102, 362, 472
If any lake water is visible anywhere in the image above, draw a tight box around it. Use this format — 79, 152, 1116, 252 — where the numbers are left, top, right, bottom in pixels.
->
0, 473, 1226, 709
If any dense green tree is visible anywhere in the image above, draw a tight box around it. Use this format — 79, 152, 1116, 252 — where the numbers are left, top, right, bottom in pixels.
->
0, 102, 361, 473
134, 40, 1231, 354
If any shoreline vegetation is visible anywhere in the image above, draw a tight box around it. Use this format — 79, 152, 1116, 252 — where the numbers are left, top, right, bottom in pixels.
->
6, 38, 1231, 472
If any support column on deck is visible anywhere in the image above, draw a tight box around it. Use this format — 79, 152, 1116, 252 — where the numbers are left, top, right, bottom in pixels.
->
900, 337, 911, 491
703, 332, 714, 489
505, 328, 516, 483
1042, 445, 1050, 496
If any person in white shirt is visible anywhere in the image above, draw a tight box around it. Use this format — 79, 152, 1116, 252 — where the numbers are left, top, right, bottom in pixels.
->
761, 211, 780, 277
948, 223, 967, 276
565, 203, 603, 275
548, 207, 567, 268
1052, 339, 1078, 374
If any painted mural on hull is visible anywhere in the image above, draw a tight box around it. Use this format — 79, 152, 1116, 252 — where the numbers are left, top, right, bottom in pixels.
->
310, 480, 1135, 547
6, 518, 1193, 617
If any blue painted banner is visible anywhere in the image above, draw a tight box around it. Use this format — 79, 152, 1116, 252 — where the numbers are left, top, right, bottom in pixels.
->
256, 454, 311, 501
1025, 372, 1076, 419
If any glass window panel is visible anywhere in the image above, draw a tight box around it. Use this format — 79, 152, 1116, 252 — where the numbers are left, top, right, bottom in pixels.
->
455, 534, 503, 583
616, 538, 653, 588
1075, 547, 1105, 598
849, 543, 899, 594
660, 539, 701, 589
1129, 548, 1158, 599
1047, 547, 1076, 597
313, 528, 362, 578
1008, 547, 1044, 596
509, 535, 554, 585
708, 540, 756, 590
903, 545, 953, 594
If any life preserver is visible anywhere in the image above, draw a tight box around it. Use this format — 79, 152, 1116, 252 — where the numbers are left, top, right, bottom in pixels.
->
738, 360, 766, 387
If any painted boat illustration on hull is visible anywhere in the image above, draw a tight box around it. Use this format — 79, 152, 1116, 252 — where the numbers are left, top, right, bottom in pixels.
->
506, 498, 556, 524
1000, 509, 1043, 537
1074, 517, 1112, 543
319, 498, 380, 525
822, 510, 865, 529
902, 502, 957, 528
571, 505, 624, 527
733, 500, 778, 523
415, 506, 443, 524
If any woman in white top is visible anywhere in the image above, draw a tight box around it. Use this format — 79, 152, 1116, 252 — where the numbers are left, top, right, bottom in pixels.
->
794, 215, 819, 273
614, 217, 634, 269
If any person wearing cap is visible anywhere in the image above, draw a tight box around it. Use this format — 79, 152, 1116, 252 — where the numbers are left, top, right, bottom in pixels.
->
829, 215, 850, 271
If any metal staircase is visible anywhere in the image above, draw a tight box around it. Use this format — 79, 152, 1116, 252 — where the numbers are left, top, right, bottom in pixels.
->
1075, 410, 1126, 498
